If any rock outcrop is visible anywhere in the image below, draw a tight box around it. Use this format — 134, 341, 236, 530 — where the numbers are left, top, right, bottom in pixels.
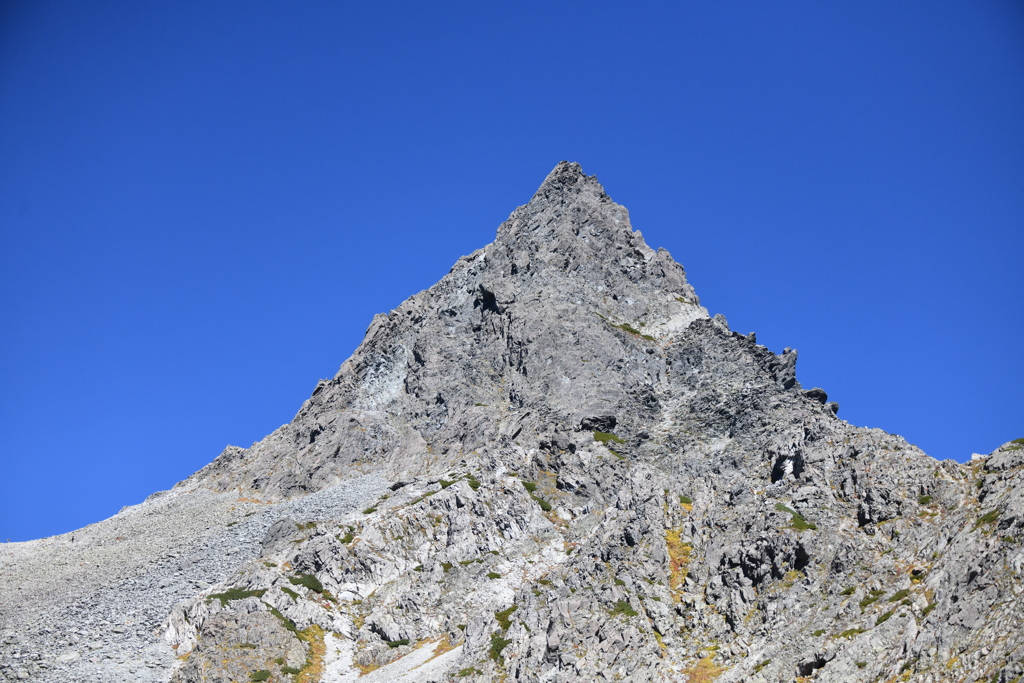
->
4, 163, 1022, 683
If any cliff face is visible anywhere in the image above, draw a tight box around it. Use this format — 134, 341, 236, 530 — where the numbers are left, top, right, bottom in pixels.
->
3, 163, 1021, 683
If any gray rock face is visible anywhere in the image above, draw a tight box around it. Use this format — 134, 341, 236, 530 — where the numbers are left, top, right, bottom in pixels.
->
182, 161, 707, 500
3, 162, 1023, 683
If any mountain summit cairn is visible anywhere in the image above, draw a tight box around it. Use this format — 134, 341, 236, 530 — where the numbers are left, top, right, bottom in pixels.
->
2, 163, 1022, 683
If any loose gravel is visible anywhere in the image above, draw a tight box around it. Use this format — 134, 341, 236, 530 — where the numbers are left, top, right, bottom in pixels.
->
0, 473, 388, 682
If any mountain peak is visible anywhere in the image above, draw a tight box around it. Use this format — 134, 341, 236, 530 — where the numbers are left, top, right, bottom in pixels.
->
7, 166, 1022, 683
533, 160, 591, 196
183, 162, 708, 497
494, 161, 641, 266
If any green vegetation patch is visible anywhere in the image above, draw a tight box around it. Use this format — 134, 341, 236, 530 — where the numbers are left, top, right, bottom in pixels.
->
876, 609, 895, 625
754, 659, 771, 673
281, 666, 300, 674
238, 643, 257, 649
489, 632, 512, 666
888, 589, 910, 602
495, 604, 518, 629
268, 606, 303, 639
468, 478, 481, 490
250, 671, 271, 681
593, 431, 625, 444
775, 503, 817, 531
918, 495, 933, 505
362, 507, 377, 514
207, 587, 267, 607
615, 322, 640, 335
922, 602, 937, 617
281, 587, 300, 603
837, 628, 866, 639
457, 668, 482, 677
522, 482, 552, 510
386, 638, 410, 648
441, 562, 453, 573
976, 509, 1000, 528
609, 321, 656, 341
840, 587, 855, 596
859, 589, 886, 610
679, 495, 693, 505
487, 572, 502, 580
812, 629, 826, 637
288, 573, 324, 593
610, 600, 638, 617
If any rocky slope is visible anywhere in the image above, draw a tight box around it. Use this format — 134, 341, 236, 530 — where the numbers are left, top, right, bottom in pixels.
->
3, 162, 1022, 683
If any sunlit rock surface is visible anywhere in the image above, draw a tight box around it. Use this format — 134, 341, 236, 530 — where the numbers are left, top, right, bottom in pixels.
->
3, 163, 1022, 683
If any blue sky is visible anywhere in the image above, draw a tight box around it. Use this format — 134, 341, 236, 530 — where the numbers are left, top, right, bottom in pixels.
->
1, 1, 1021, 541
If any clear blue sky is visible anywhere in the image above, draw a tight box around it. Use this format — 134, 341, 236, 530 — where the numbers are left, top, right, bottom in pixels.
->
1, 2, 1021, 541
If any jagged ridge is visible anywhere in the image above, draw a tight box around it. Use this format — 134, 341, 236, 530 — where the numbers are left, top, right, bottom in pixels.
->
89, 164, 1024, 682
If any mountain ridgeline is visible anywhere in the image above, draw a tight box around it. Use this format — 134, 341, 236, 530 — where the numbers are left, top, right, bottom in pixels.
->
166, 163, 1024, 682
5, 162, 1019, 683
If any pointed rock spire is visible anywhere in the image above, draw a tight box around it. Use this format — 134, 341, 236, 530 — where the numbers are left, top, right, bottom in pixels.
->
532, 160, 592, 198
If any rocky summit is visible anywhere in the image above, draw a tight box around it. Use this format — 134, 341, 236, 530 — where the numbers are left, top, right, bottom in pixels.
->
2, 162, 1023, 683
